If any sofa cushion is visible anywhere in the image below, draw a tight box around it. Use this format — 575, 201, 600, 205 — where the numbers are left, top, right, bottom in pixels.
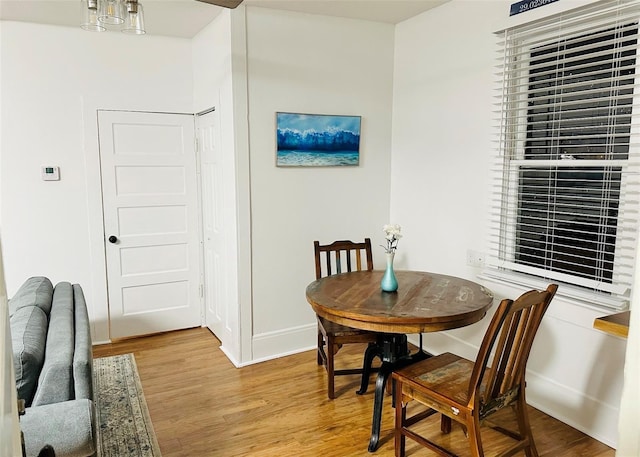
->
31, 282, 75, 406
10, 305, 48, 406
73, 284, 94, 400
9, 276, 53, 318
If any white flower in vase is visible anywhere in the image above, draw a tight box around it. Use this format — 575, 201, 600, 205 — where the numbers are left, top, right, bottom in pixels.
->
382, 224, 402, 254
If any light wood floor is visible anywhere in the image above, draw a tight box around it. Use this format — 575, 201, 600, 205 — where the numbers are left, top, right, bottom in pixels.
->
93, 327, 615, 457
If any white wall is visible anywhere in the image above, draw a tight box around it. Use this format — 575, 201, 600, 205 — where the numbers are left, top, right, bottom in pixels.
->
617, 269, 640, 455
0, 22, 195, 342
0, 23, 23, 457
193, 11, 232, 115
391, 0, 628, 447
192, 10, 250, 365
245, 7, 395, 360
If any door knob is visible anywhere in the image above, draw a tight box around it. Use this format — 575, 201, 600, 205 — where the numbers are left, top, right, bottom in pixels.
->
108, 235, 118, 244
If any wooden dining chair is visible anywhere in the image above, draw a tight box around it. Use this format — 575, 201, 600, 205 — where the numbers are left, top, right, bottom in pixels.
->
314, 238, 380, 399
392, 283, 558, 457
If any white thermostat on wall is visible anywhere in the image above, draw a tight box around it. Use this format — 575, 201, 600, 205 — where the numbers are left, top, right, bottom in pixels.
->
41, 166, 60, 181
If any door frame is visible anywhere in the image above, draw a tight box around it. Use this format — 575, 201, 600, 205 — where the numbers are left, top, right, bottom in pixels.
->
83, 96, 251, 366
84, 104, 206, 343
97, 109, 204, 339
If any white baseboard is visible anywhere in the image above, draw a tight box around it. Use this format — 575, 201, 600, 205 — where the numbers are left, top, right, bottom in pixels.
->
526, 370, 619, 448
92, 339, 111, 346
249, 323, 316, 365
219, 344, 243, 368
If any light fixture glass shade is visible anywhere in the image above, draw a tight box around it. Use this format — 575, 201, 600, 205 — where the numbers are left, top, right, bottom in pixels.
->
122, 2, 146, 34
80, 0, 106, 31
98, 0, 125, 25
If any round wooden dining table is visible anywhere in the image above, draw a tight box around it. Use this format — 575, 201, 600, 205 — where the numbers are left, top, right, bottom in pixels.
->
306, 270, 494, 452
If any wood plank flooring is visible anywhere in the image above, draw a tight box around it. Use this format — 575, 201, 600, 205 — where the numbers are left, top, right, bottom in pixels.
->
93, 327, 615, 457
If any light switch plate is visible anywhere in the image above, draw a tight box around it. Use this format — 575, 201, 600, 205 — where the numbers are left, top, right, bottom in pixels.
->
466, 249, 485, 267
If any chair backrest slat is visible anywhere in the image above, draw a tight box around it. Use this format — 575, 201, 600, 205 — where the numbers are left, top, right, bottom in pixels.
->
491, 309, 529, 396
325, 252, 333, 276
314, 239, 373, 280
467, 284, 558, 409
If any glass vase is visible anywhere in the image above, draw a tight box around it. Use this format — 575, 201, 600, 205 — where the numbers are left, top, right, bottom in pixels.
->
381, 251, 398, 292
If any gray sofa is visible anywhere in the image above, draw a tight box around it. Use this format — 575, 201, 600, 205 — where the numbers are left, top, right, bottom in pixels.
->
9, 277, 96, 457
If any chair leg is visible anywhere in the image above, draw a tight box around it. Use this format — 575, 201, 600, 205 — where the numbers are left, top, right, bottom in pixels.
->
394, 382, 406, 457
326, 335, 336, 400
317, 329, 325, 365
467, 415, 484, 457
515, 392, 538, 457
441, 415, 452, 434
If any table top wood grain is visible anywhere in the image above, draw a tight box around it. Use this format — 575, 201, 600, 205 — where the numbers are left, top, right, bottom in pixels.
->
306, 270, 494, 334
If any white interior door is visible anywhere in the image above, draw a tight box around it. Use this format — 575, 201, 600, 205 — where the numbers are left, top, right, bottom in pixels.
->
98, 110, 202, 339
198, 109, 234, 344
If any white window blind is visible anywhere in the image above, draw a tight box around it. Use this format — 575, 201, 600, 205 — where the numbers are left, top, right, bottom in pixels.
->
487, 0, 640, 309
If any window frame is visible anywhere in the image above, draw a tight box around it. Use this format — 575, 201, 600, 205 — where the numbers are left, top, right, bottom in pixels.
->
485, 0, 640, 311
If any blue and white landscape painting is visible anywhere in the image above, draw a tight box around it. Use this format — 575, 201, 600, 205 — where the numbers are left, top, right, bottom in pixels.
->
276, 112, 361, 167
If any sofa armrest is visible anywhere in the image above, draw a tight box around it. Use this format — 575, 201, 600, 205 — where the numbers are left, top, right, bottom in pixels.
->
20, 399, 96, 457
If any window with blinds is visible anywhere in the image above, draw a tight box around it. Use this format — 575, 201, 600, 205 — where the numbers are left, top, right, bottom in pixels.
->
488, 0, 640, 309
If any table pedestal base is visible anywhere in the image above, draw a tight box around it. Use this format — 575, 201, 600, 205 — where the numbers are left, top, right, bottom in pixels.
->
356, 333, 430, 452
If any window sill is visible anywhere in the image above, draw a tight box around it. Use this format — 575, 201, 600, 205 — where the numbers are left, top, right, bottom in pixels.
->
478, 268, 629, 313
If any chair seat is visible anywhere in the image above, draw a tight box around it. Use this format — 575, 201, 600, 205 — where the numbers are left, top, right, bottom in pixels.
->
395, 352, 475, 411
317, 316, 376, 338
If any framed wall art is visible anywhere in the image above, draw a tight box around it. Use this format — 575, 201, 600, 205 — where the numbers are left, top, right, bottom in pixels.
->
276, 112, 361, 167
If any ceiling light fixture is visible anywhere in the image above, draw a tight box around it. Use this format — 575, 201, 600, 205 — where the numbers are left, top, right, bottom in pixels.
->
80, 0, 106, 31
81, 0, 145, 34
122, 0, 145, 34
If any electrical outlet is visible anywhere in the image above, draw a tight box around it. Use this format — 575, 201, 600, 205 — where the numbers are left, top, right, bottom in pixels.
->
466, 249, 485, 267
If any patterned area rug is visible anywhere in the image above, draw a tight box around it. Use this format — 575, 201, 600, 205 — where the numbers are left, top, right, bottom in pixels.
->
93, 353, 162, 457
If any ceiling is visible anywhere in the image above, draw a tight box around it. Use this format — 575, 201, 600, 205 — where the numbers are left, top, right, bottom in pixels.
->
0, 0, 448, 38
